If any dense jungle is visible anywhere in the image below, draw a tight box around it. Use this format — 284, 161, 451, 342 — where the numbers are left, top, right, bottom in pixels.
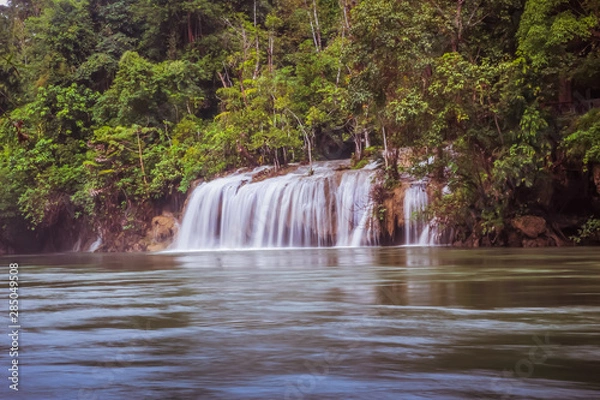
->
0, 0, 599, 252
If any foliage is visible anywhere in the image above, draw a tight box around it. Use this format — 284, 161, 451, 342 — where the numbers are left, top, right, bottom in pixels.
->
564, 108, 600, 168
0, 0, 599, 250
571, 217, 600, 244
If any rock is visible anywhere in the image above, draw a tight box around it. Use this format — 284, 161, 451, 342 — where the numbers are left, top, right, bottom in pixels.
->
144, 212, 178, 251
511, 216, 547, 238
151, 213, 178, 242
380, 184, 407, 243
522, 237, 553, 247
147, 242, 170, 252
130, 242, 145, 252
189, 178, 204, 190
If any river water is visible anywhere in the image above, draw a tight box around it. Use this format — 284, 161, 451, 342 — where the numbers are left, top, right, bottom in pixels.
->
1, 247, 599, 399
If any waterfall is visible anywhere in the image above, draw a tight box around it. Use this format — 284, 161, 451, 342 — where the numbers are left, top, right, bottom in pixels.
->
88, 236, 102, 252
174, 162, 379, 250
72, 237, 82, 252
403, 181, 439, 245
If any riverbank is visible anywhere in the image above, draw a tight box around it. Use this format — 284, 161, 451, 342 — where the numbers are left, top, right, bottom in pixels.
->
1, 156, 597, 254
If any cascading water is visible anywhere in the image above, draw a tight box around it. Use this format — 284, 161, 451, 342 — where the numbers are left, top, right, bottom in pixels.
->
72, 237, 82, 252
88, 236, 103, 252
173, 162, 379, 250
403, 181, 439, 246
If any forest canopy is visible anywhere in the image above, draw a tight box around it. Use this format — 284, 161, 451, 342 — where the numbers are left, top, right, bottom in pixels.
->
0, 0, 599, 251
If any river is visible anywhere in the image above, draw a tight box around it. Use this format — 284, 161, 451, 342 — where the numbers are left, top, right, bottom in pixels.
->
1, 247, 599, 399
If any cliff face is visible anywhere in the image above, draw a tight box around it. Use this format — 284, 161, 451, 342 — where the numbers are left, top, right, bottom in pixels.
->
96, 191, 186, 253
378, 184, 408, 245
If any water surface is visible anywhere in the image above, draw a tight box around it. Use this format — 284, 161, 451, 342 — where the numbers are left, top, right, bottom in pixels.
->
1, 247, 599, 399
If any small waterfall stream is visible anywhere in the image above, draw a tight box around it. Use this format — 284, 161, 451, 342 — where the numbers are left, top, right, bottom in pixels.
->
174, 162, 379, 250
88, 236, 103, 252
403, 181, 439, 246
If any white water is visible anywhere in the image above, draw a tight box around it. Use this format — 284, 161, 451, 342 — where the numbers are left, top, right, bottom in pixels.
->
174, 162, 379, 250
72, 237, 82, 252
88, 236, 102, 252
403, 181, 439, 245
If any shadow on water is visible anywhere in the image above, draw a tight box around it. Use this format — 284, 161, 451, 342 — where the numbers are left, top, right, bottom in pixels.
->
374, 247, 600, 308
1, 247, 599, 399
9, 252, 181, 271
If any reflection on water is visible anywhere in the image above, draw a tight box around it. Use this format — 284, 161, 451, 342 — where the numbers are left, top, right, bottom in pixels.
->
1, 247, 600, 399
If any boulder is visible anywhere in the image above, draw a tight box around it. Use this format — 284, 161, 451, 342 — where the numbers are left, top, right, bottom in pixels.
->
380, 184, 407, 243
511, 216, 547, 239
144, 212, 179, 251
147, 242, 170, 252
151, 213, 178, 242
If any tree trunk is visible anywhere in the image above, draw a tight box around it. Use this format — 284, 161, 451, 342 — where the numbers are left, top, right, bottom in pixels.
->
286, 108, 313, 173
354, 131, 362, 162
305, 0, 320, 52
453, 0, 464, 52
187, 12, 194, 43
382, 125, 389, 169
312, 0, 322, 51
253, 0, 260, 79
268, 34, 274, 73
136, 130, 148, 187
